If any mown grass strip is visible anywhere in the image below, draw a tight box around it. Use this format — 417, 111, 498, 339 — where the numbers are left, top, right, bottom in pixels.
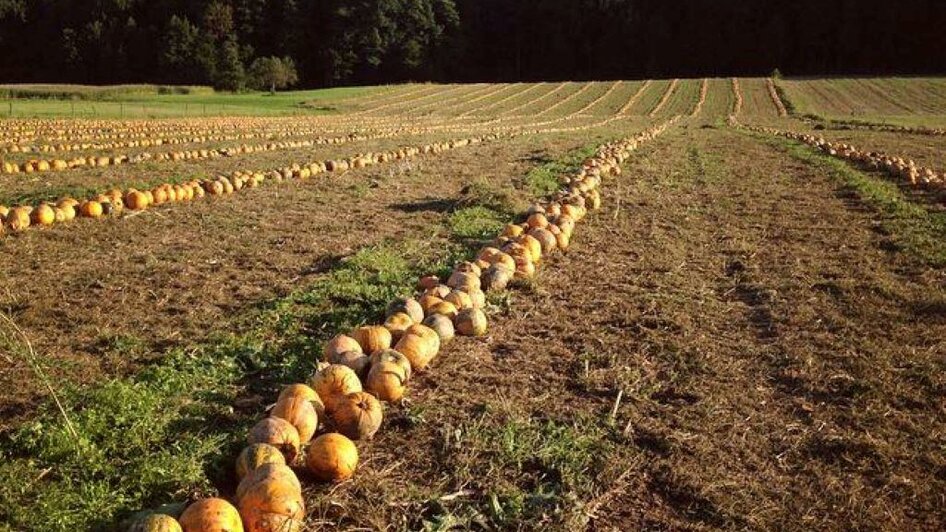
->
753, 131, 946, 266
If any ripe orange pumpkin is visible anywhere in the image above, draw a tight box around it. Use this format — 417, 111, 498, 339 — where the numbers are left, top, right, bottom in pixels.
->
79, 200, 104, 218
236, 464, 305, 532
277, 383, 325, 420
236, 443, 286, 480
366, 361, 408, 402
310, 364, 363, 413
352, 325, 392, 354
247, 417, 301, 463
178, 498, 243, 532
447, 271, 481, 292
31, 204, 55, 226
271, 396, 318, 443
306, 433, 359, 482
395, 331, 439, 371
331, 392, 383, 440
526, 212, 550, 230
126, 190, 149, 211
426, 300, 459, 320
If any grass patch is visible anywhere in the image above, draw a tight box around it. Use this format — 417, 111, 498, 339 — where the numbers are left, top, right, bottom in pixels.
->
449, 206, 508, 240
757, 132, 946, 266
523, 145, 598, 197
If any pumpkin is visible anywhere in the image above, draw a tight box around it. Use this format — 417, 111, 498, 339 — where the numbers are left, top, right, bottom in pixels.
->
31, 204, 55, 226
468, 289, 487, 309
395, 331, 439, 371
178, 498, 243, 532
386, 297, 424, 323
277, 383, 326, 420
7, 207, 30, 231
327, 350, 370, 378
126, 190, 149, 210
271, 396, 318, 443
454, 261, 482, 277
236, 463, 301, 503
383, 312, 414, 343
447, 271, 481, 292
79, 200, 104, 218
418, 294, 445, 314
477, 247, 503, 264
417, 275, 440, 290
236, 443, 286, 480
236, 465, 305, 532
529, 227, 558, 254
427, 300, 459, 320
369, 349, 413, 381
424, 284, 452, 299
247, 417, 301, 463
331, 392, 383, 440
152, 187, 169, 205
517, 234, 543, 263
455, 308, 488, 336
482, 264, 514, 291
422, 314, 455, 343
526, 213, 550, 230
352, 325, 392, 354
306, 433, 359, 483
309, 364, 363, 413
500, 224, 524, 238
366, 361, 408, 402
324, 334, 363, 361
444, 290, 473, 310
128, 514, 183, 532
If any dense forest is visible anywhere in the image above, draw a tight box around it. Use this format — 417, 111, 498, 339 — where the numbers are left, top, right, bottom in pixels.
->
0, 0, 944, 88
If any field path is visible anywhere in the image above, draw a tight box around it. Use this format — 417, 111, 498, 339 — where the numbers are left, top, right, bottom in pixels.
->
359, 126, 946, 530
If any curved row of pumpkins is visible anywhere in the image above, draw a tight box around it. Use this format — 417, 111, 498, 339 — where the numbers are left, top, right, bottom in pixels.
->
746, 125, 946, 190
125, 118, 679, 532
0, 129, 418, 175
806, 119, 946, 137
766, 78, 789, 118
0, 135, 501, 237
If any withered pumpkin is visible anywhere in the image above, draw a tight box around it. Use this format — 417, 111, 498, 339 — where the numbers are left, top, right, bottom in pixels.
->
422, 314, 455, 343
352, 325, 392, 354
235, 443, 286, 480
309, 364, 363, 413
271, 396, 318, 443
247, 417, 301, 463
366, 361, 408, 402
323, 334, 363, 361
331, 391, 383, 440
455, 308, 488, 336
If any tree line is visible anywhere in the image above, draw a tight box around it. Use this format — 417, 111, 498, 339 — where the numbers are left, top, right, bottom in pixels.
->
0, 0, 943, 89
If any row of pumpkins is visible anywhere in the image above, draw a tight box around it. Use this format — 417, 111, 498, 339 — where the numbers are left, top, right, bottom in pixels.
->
649, 79, 680, 118
690, 79, 709, 118
125, 118, 680, 532
0, 134, 500, 237
729, 78, 744, 123
766, 78, 789, 118
804, 119, 946, 137
0, 129, 415, 175
745, 125, 946, 190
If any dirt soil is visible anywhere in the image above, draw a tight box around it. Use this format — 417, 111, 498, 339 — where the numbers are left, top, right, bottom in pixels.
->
312, 124, 945, 530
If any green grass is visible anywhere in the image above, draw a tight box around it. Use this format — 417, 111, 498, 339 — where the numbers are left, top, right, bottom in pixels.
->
0, 85, 388, 118
759, 133, 946, 266
449, 206, 509, 240
524, 145, 598, 197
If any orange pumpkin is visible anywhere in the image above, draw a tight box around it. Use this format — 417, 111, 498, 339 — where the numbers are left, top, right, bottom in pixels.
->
79, 200, 104, 218
235, 443, 286, 480
395, 330, 440, 371
309, 364, 363, 413
247, 417, 301, 463
126, 190, 149, 210
444, 290, 473, 310
369, 349, 413, 381
31, 204, 55, 226
383, 312, 414, 343
6, 207, 30, 231
526, 212, 550, 229
236, 464, 305, 532
271, 396, 318, 443
128, 514, 183, 532
277, 383, 325, 420
427, 300, 459, 320
178, 498, 243, 532
447, 271, 481, 292
306, 433, 359, 482
366, 361, 408, 402
236, 463, 301, 503
417, 275, 440, 290
331, 392, 383, 440
352, 325, 392, 354
529, 227, 558, 254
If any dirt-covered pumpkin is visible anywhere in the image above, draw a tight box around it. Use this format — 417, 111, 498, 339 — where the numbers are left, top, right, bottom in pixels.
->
482, 264, 514, 292
352, 325, 392, 354
306, 433, 359, 482
386, 297, 424, 323
395, 331, 439, 371
178, 498, 243, 532
444, 290, 473, 310
422, 314, 455, 343
426, 300, 459, 320
447, 271, 481, 292
271, 396, 318, 443
455, 308, 488, 337
247, 417, 301, 463
7, 207, 30, 231
326, 350, 371, 378
383, 312, 414, 343
331, 391, 383, 440
366, 361, 408, 402
309, 364, 363, 413
235, 443, 286, 480
323, 334, 363, 361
